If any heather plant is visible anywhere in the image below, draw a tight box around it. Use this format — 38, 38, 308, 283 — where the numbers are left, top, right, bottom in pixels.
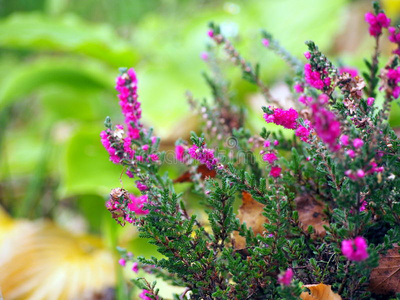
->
101, 2, 400, 299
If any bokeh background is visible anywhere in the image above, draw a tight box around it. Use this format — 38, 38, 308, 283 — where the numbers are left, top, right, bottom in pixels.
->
0, 0, 399, 299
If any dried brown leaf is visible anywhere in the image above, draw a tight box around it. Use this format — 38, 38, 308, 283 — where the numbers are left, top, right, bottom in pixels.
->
295, 195, 329, 238
174, 164, 216, 183
300, 283, 342, 300
233, 192, 267, 250
369, 245, 400, 295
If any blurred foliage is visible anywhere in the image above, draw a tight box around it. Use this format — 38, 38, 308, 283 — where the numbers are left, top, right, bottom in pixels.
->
0, 0, 399, 299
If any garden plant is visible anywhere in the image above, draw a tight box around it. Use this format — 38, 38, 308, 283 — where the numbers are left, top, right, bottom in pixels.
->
101, 2, 400, 299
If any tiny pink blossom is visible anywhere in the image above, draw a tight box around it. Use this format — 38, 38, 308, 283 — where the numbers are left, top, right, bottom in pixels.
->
264, 140, 271, 148
345, 170, 356, 180
346, 149, 355, 158
270, 166, 281, 178
339, 67, 358, 77
304, 51, 311, 59
273, 140, 279, 146
341, 236, 369, 261
293, 83, 304, 93
132, 262, 139, 273
263, 152, 278, 164
367, 97, 375, 106
139, 290, 152, 300
262, 38, 270, 47
142, 145, 149, 151
207, 30, 214, 38
119, 258, 126, 267
278, 268, 293, 286
353, 138, 364, 148
200, 52, 209, 61
340, 135, 349, 146
356, 169, 365, 178
149, 154, 159, 161
175, 145, 185, 162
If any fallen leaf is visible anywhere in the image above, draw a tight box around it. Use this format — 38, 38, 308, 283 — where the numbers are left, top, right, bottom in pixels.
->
0, 208, 115, 300
300, 283, 342, 300
369, 244, 400, 295
174, 164, 216, 183
233, 191, 268, 250
295, 195, 329, 238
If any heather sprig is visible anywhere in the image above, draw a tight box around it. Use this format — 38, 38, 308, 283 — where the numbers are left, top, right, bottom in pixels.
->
100, 3, 400, 299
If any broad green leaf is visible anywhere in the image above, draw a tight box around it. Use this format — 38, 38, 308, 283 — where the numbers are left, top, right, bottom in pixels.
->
0, 57, 113, 109
0, 13, 138, 67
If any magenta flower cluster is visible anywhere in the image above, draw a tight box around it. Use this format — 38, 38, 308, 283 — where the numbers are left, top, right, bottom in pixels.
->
263, 107, 298, 130
341, 236, 369, 261
278, 268, 293, 286
389, 26, 400, 55
188, 144, 219, 170
263, 107, 312, 144
311, 101, 341, 152
387, 67, 400, 99
304, 63, 331, 90
115, 68, 142, 140
365, 11, 390, 37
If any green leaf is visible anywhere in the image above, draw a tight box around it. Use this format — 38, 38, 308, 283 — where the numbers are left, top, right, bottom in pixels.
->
0, 13, 138, 67
0, 57, 113, 109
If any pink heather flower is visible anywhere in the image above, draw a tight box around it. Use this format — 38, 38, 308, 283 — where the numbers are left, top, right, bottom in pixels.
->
304, 51, 311, 59
311, 104, 341, 151
126, 170, 134, 178
151, 136, 158, 144
263, 107, 299, 130
136, 155, 144, 162
293, 83, 304, 93
339, 67, 358, 77
341, 236, 369, 261
304, 64, 331, 90
360, 200, 367, 212
298, 95, 312, 105
264, 140, 271, 147
119, 258, 126, 267
295, 125, 311, 142
123, 137, 134, 159
346, 149, 355, 158
368, 161, 384, 174
270, 166, 281, 178
353, 138, 364, 148
273, 140, 279, 146
367, 97, 375, 106
139, 290, 152, 300
188, 144, 218, 170
175, 145, 185, 162
149, 154, 159, 161
278, 268, 293, 286
115, 68, 144, 141
128, 194, 149, 215
356, 169, 365, 178
340, 135, 349, 146
142, 145, 149, 151
136, 181, 148, 191
365, 11, 390, 37
263, 152, 278, 164
132, 262, 139, 273
345, 170, 356, 180
200, 52, 209, 61
207, 30, 214, 38
262, 38, 270, 47
318, 94, 329, 104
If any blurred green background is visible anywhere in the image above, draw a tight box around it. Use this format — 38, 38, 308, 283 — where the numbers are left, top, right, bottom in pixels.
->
0, 0, 399, 299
